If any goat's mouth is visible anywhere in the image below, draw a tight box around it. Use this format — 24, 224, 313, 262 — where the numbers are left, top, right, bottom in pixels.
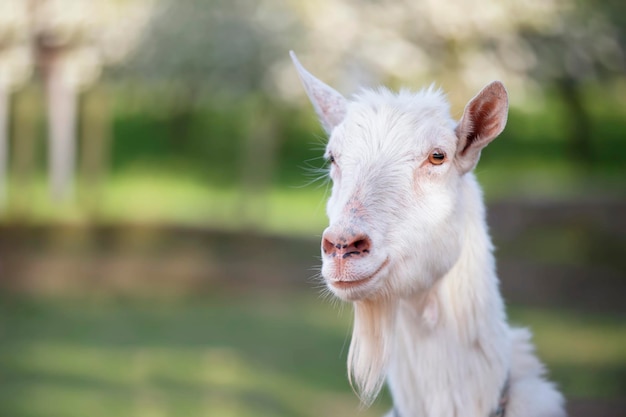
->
328, 258, 390, 290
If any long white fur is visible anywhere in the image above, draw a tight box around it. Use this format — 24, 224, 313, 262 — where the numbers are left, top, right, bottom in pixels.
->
291, 52, 566, 417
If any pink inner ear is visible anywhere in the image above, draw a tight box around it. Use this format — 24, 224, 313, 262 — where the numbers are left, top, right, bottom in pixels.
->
457, 82, 508, 156
460, 99, 500, 155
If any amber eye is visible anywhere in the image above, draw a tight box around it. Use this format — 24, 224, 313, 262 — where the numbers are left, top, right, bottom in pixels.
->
428, 149, 446, 165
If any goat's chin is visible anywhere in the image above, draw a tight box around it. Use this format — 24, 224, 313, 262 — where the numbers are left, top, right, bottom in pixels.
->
323, 258, 390, 301
326, 278, 383, 301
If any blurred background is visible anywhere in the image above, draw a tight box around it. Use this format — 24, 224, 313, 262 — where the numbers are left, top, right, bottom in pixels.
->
0, 0, 624, 416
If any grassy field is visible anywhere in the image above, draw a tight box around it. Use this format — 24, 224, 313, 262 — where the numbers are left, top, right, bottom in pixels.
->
0, 291, 624, 417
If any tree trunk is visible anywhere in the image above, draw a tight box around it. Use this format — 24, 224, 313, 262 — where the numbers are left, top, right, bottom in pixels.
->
80, 85, 110, 217
168, 84, 199, 150
0, 84, 8, 208
239, 98, 279, 230
12, 85, 40, 216
556, 78, 593, 166
46, 56, 78, 201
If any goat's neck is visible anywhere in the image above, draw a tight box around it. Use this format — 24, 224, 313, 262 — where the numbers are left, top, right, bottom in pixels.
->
387, 175, 510, 417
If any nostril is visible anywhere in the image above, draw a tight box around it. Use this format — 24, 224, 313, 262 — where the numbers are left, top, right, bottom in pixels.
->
345, 236, 371, 257
322, 238, 337, 256
322, 231, 372, 259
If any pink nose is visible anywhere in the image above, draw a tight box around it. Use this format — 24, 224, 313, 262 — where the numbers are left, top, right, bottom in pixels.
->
322, 229, 372, 259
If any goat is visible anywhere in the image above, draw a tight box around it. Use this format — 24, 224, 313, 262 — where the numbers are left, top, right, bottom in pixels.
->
291, 51, 566, 417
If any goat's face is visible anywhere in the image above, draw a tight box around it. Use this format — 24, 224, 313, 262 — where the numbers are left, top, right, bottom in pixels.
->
320, 94, 465, 300
291, 52, 508, 301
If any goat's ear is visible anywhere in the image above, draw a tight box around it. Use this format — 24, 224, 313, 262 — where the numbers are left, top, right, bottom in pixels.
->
290, 51, 347, 133
455, 81, 508, 173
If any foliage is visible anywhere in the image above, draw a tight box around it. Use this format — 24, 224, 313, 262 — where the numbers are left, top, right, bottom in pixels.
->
122, 0, 300, 97
0, 292, 624, 417
108, 83, 626, 185
3, 82, 624, 232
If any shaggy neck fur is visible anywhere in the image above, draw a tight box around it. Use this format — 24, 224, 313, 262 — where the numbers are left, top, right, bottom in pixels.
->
349, 173, 510, 417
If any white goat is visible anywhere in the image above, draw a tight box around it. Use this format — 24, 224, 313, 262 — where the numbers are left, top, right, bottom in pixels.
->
291, 51, 566, 417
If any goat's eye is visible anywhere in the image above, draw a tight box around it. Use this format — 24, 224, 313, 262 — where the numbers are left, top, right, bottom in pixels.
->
428, 149, 446, 165
328, 154, 336, 164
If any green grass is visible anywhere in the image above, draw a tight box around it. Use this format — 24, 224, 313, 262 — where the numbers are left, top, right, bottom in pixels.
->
508, 306, 626, 399
0, 292, 624, 417
0, 293, 387, 417
2, 173, 331, 237
2, 152, 624, 238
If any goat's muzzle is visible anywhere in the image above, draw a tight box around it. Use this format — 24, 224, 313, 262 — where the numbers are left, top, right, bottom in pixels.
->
322, 229, 372, 260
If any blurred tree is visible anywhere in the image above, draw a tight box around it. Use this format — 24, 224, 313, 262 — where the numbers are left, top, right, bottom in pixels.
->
126, 0, 300, 141
279, 0, 625, 167
0, 0, 33, 207
125, 0, 300, 229
281, 0, 561, 102
11, 85, 40, 217
79, 85, 110, 216
519, 0, 626, 165
27, 0, 154, 201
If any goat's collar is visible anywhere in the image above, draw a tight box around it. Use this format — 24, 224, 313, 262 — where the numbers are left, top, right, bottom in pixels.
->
489, 373, 510, 417
392, 373, 510, 417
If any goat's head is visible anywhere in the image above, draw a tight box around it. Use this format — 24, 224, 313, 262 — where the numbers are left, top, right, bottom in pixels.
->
292, 52, 508, 302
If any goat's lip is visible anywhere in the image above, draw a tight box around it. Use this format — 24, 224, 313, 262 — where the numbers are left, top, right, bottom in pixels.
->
329, 258, 390, 289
